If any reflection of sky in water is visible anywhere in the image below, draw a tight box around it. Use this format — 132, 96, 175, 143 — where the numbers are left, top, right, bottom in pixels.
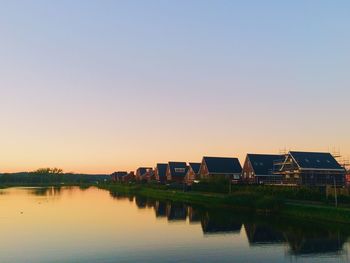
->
0, 187, 349, 263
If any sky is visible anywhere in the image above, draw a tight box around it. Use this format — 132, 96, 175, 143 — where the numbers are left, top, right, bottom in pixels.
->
0, 0, 349, 173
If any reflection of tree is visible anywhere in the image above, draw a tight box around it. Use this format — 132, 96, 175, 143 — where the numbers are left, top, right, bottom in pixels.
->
109, 191, 130, 201
201, 211, 242, 234
30, 187, 62, 197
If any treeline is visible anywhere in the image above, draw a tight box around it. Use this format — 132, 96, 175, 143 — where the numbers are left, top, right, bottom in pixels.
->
0, 168, 110, 185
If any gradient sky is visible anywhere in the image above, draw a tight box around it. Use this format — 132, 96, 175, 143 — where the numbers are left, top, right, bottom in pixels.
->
0, 1, 349, 173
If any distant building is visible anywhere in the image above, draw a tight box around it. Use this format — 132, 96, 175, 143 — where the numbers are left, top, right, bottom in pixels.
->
111, 171, 128, 182
242, 154, 284, 185
184, 162, 201, 185
274, 151, 346, 186
199, 156, 242, 181
136, 167, 154, 181
121, 171, 135, 183
155, 163, 168, 183
166, 162, 188, 183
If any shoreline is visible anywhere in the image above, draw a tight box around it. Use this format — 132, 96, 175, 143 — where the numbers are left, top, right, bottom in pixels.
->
2, 183, 350, 225
99, 183, 350, 225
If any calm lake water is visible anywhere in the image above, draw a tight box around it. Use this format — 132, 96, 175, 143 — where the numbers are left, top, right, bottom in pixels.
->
0, 187, 349, 263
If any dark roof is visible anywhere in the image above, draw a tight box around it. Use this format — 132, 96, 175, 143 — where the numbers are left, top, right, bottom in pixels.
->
156, 163, 168, 178
289, 151, 344, 170
137, 167, 152, 176
168, 162, 188, 177
112, 171, 128, 177
247, 154, 284, 175
203, 157, 242, 174
189, 162, 201, 174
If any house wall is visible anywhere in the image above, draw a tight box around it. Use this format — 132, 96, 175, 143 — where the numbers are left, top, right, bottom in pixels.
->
300, 171, 345, 186
279, 155, 345, 186
242, 157, 255, 184
166, 165, 172, 181
185, 167, 196, 185
199, 160, 209, 179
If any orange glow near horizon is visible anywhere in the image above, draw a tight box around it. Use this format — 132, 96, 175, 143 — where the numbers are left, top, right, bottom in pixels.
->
0, 1, 349, 174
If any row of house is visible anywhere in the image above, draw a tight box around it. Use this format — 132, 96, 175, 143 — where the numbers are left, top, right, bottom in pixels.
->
112, 151, 348, 187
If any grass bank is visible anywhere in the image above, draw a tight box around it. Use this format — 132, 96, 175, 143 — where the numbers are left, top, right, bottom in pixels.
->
99, 183, 350, 224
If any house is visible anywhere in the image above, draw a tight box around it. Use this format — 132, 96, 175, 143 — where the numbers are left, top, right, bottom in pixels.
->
346, 170, 350, 186
166, 162, 188, 183
242, 154, 284, 185
136, 167, 154, 181
155, 163, 168, 183
274, 151, 346, 186
184, 162, 201, 185
199, 156, 242, 181
110, 171, 128, 182
122, 171, 135, 183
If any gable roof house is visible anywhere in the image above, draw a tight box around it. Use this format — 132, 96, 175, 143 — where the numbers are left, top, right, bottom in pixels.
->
136, 167, 154, 182
199, 156, 242, 181
184, 162, 201, 185
155, 163, 168, 183
274, 151, 346, 186
166, 162, 189, 183
242, 154, 285, 185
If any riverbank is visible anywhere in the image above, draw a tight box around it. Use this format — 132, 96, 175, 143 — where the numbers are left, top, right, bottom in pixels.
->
99, 183, 350, 225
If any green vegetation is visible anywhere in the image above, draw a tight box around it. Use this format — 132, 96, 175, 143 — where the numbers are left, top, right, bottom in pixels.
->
0, 168, 110, 185
99, 183, 350, 224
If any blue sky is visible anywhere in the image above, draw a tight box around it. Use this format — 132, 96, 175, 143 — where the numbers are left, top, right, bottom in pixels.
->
0, 1, 349, 172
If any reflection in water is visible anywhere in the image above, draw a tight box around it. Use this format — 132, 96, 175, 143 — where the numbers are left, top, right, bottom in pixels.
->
201, 211, 242, 235
29, 187, 63, 196
285, 226, 347, 256
109, 189, 350, 258
166, 203, 187, 221
154, 201, 167, 218
244, 223, 285, 245
0, 187, 349, 262
188, 206, 201, 223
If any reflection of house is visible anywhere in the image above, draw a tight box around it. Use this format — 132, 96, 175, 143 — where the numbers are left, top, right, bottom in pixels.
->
244, 223, 285, 245
166, 162, 188, 183
199, 156, 242, 181
242, 154, 284, 184
135, 196, 147, 208
136, 167, 154, 181
285, 230, 346, 255
201, 212, 242, 234
274, 151, 346, 186
166, 203, 187, 221
188, 206, 201, 223
154, 201, 167, 217
184, 162, 201, 185
155, 163, 168, 183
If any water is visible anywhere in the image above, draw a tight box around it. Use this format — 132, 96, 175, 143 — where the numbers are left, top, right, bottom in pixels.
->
0, 187, 349, 263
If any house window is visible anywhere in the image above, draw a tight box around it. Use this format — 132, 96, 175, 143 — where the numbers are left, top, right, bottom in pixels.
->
175, 168, 185, 173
